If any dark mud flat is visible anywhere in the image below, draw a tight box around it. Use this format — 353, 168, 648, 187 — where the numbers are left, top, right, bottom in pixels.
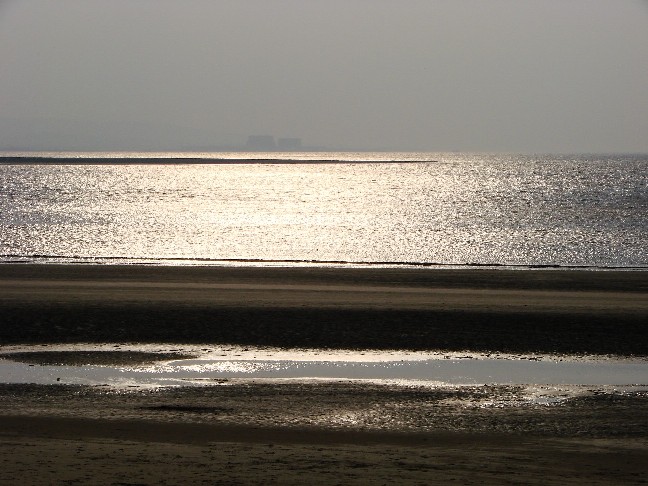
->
2, 382, 647, 438
0, 350, 196, 366
0, 264, 647, 355
0, 383, 647, 485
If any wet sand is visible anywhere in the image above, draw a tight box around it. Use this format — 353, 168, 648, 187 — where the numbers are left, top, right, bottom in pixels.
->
0, 350, 197, 366
1, 264, 647, 354
3, 423, 645, 485
0, 382, 647, 484
1, 264, 647, 484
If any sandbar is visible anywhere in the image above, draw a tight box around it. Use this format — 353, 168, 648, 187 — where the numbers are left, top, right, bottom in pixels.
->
0, 264, 646, 355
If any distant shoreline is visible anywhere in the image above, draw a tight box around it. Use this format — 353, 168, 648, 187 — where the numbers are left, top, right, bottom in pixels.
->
0, 156, 437, 165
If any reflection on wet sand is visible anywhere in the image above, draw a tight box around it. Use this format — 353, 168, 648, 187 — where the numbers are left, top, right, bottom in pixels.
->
1, 346, 646, 409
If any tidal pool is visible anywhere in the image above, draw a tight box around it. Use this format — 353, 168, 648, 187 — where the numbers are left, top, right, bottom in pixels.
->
0, 345, 646, 390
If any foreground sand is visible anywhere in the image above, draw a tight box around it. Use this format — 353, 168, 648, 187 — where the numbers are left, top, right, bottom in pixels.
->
1, 264, 647, 484
3, 422, 645, 485
1, 382, 647, 485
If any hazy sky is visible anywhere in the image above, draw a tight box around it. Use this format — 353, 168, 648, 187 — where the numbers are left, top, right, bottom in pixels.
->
1, 0, 647, 152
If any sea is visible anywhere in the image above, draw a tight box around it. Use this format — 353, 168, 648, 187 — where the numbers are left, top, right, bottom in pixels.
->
1, 151, 646, 269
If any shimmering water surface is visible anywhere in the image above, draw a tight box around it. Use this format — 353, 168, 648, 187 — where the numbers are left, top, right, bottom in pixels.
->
2, 346, 646, 408
1, 347, 647, 389
1, 152, 647, 267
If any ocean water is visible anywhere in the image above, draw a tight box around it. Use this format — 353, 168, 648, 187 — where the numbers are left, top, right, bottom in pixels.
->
1, 152, 646, 268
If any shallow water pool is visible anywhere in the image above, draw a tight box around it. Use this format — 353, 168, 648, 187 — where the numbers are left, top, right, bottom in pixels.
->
1, 345, 646, 389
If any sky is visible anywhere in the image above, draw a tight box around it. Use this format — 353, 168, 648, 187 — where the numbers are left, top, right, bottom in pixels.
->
1, 0, 647, 153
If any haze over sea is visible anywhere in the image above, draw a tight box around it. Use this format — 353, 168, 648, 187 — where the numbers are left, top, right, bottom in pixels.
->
1, 152, 646, 269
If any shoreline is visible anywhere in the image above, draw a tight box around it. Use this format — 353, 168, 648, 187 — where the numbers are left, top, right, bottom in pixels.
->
2, 255, 647, 271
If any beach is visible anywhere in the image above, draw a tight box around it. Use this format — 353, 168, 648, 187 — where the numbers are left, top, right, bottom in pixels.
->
1, 264, 647, 484
3, 0, 648, 480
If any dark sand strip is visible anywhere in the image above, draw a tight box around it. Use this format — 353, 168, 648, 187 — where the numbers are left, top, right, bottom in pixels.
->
0, 350, 196, 366
0, 415, 502, 447
1, 264, 646, 355
1, 263, 647, 291
1, 432, 645, 485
